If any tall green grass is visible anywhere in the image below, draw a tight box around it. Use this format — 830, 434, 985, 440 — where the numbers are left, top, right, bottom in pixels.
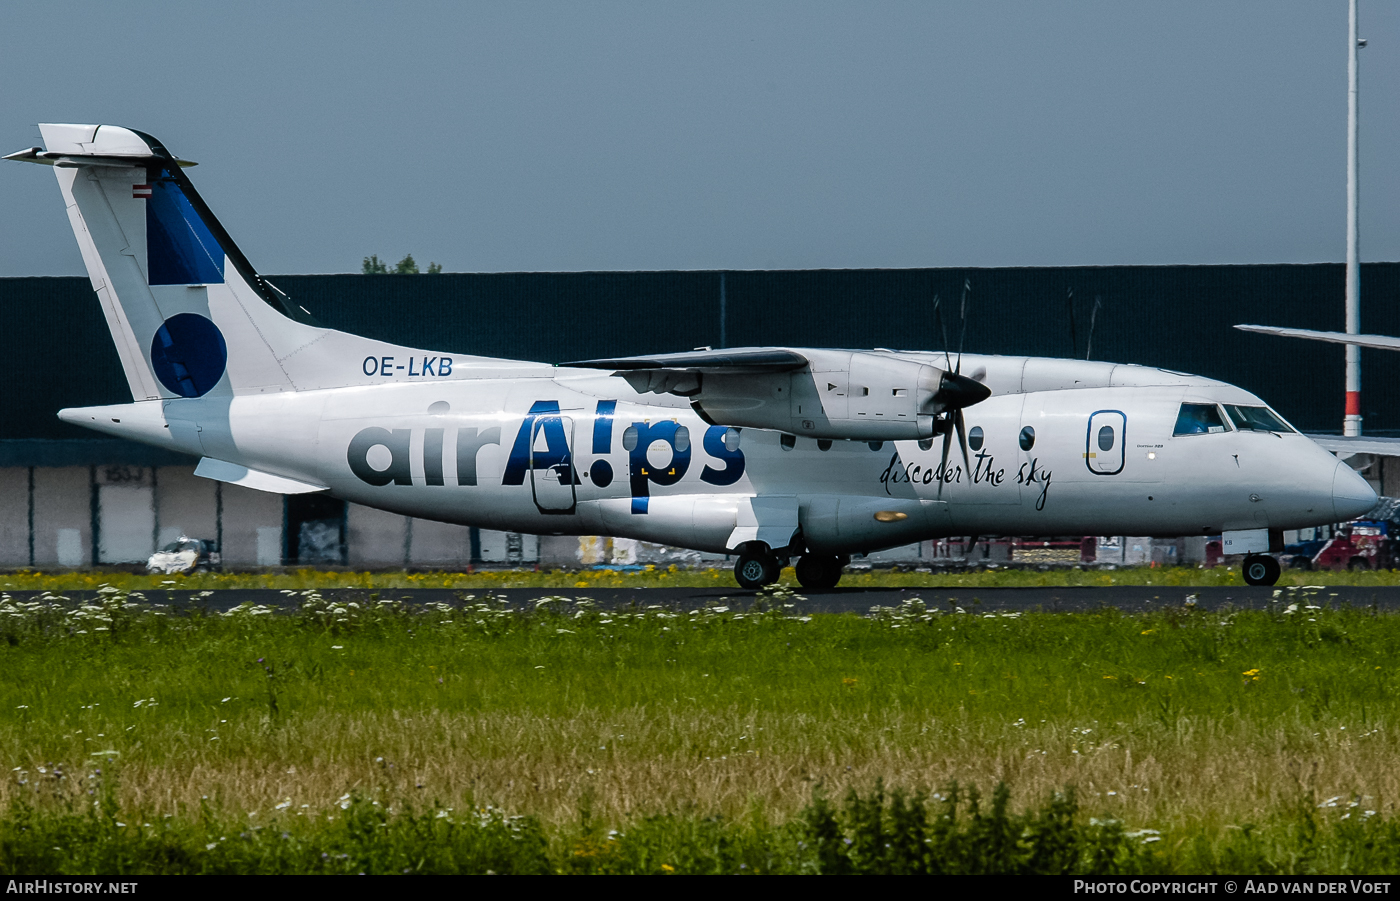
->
5, 780, 1400, 874
2, 586, 1399, 872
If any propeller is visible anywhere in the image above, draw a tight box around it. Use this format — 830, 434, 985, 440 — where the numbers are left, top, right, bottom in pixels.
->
1066, 287, 1078, 357
928, 279, 990, 498
1084, 296, 1103, 361
1064, 288, 1104, 360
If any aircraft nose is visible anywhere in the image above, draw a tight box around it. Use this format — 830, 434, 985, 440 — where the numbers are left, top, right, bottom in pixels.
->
1333, 459, 1378, 522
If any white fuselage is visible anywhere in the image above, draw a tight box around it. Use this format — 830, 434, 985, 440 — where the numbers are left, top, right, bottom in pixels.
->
66, 352, 1374, 556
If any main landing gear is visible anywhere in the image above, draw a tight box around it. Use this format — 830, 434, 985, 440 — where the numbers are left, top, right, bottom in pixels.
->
1241, 554, 1281, 587
795, 554, 844, 590
733, 546, 848, 590
734, 547, 782, 589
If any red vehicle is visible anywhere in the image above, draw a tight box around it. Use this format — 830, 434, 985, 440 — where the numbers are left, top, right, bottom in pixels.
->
1289, 523, 1391, 571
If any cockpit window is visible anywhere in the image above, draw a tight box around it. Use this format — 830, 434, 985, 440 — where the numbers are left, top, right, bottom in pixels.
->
1173, 403, 1230, 436
1223, 404, 1294, 433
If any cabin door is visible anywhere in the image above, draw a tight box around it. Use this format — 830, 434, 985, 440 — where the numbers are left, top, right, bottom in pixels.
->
530, 415, 578, 514
1085, 410, 1126, 475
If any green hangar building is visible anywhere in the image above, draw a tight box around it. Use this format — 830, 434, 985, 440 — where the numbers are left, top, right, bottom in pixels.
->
1, 263, 1397, 570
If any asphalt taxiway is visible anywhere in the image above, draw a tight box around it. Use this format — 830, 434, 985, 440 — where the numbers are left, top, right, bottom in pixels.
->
10, 584, 1400, 614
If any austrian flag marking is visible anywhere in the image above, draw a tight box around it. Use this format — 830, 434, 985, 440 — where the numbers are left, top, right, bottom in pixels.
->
132, 184, 152, 198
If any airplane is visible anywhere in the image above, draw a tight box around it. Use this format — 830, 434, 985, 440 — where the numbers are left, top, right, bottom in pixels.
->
1235, 324, 1400, 459
5, 124, 1376, 590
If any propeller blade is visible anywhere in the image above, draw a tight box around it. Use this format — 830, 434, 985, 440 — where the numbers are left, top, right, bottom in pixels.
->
1085, 296, 1102, 361
1066, 287, 1079, 359
954, 408, 972, 477
956, 279, 970, 374
965, 533, 980, 557
937, 418, 953, 499
931, 292, 950, 371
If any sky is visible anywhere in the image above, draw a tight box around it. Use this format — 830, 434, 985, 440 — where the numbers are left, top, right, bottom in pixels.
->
2, 1, 1398, 276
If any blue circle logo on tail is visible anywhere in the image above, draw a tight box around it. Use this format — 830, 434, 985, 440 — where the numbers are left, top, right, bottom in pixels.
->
150, 313, 228, 397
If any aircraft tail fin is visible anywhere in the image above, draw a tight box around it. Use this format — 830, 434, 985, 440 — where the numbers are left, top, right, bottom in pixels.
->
7, 124, 323, 400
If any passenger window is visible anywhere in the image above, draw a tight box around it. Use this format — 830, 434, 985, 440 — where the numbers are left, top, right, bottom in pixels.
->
1097, 425, 1115, 452
1223, 404, 1294, 433
1173, 403, 1229, 436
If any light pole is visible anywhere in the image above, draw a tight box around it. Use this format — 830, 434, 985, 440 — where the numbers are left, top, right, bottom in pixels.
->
1344, 0, 1365, 436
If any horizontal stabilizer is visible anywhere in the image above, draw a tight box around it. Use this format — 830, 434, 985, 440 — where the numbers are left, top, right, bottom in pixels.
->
1235, 324, 1400, 352
2, 146, 197, 168
194, 457, 326, 494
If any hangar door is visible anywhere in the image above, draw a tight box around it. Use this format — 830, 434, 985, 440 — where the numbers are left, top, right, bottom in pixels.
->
98, 466, 155, 564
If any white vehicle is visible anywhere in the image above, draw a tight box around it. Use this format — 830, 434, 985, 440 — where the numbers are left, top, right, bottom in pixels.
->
147, 537, 220, 575
7, 125, 1376, 588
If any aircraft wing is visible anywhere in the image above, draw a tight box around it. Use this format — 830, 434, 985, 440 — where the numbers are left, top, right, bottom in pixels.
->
1235, 324, 1400, 352
562, 348, 809, 373
563, 348, 809, 397
1307, 434, 1400, 457
561, 346, 988, 440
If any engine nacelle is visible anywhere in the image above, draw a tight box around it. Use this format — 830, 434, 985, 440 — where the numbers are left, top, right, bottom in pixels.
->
623, 350, 943, 440
577, 346, 991, 442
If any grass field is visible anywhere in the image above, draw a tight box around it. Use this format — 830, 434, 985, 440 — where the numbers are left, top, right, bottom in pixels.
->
3, 586, 1400, 873
5, 563, 1400, 593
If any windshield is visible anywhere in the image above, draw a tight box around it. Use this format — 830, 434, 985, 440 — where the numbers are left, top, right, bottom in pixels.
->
1223, 404, 1294, 433
1173, 403, 1230, 436
159, 539, 200, 553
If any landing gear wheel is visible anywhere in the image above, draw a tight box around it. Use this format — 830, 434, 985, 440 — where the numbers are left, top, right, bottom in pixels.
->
1242, 554, 1281, 586
795, 554, 843, 590
734, 549, 781, 589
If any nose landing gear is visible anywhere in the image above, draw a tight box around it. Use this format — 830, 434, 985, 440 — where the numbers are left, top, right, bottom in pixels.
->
1242, 554, 1281, 586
